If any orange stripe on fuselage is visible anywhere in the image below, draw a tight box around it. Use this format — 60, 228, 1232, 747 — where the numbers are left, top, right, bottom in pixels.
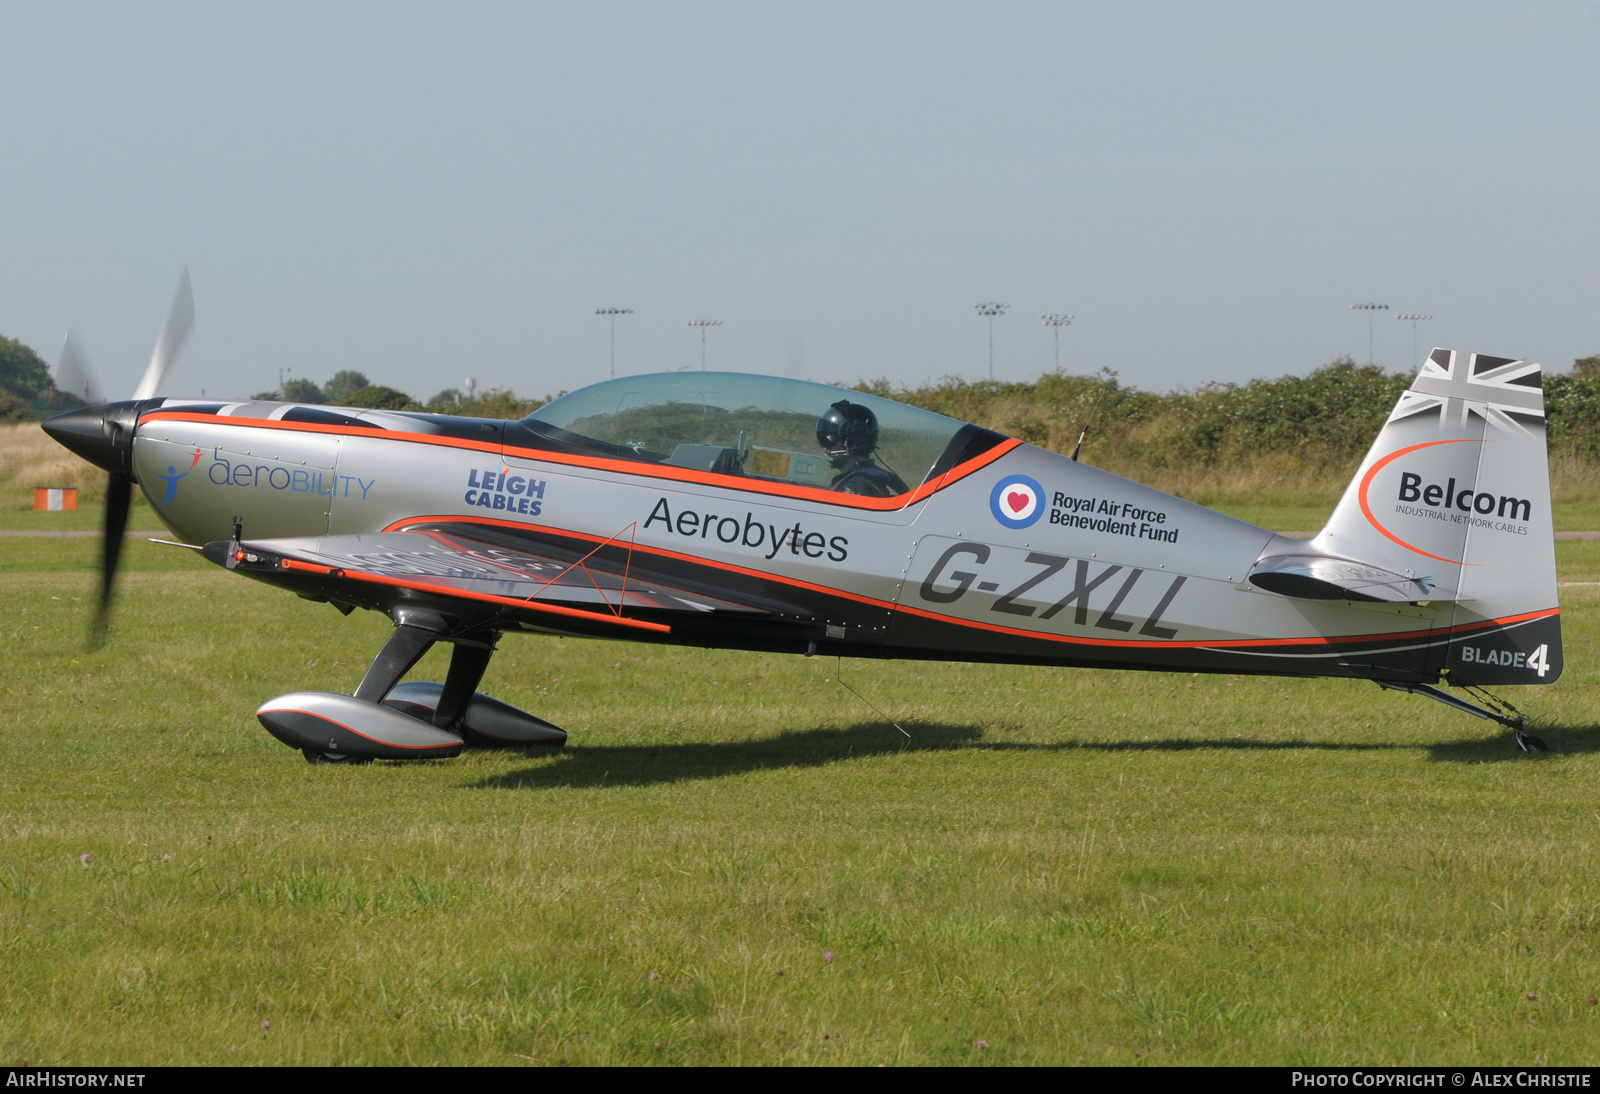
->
138, 409, 1021, 511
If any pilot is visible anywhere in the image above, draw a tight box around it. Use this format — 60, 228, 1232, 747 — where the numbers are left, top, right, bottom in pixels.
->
816, 400, 909, 497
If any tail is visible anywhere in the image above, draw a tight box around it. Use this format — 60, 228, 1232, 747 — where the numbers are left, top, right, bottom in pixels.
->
1314, 348, 1561, 685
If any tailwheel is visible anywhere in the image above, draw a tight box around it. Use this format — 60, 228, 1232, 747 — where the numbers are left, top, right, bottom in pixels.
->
1514, 729, 1548, 753
301, 748, 374, 765
1377, 680, 1547, 753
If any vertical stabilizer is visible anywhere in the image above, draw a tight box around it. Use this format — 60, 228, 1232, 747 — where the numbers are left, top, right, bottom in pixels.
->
1314, 349, 1561, 684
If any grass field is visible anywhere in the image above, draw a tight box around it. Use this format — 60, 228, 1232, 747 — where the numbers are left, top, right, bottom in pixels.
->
2, 527, 1600, 1067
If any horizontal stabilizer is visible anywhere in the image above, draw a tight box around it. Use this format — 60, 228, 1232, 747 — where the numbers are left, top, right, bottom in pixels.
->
1248, 549, 1464, 603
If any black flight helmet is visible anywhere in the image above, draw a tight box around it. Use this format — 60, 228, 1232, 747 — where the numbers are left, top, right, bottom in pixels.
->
816, 400, 879, 458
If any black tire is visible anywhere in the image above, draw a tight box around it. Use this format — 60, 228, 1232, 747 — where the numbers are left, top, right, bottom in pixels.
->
301, 748, 373, 765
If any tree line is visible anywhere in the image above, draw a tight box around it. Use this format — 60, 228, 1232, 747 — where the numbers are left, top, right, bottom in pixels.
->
5, 330, 1599, 478
0, 337, 550, 420
247, 372, 549, 418
860, 356, 1600, 468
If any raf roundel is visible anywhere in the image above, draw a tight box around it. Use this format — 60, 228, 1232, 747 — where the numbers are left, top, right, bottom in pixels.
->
990, 475, 1044, 529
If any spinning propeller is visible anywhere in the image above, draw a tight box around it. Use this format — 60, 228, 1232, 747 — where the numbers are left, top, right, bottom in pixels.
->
42, 270, 195, 645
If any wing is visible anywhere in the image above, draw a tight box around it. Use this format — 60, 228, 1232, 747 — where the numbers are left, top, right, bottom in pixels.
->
205, 528, 788, 635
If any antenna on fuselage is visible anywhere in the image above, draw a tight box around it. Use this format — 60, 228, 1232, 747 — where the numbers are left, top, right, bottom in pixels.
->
1071, 425, 1087, 461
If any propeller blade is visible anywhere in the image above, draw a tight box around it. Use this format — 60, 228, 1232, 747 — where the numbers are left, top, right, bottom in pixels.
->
91, 473, 133, 648
53, 329, 103, 406
131, 267, 194, 400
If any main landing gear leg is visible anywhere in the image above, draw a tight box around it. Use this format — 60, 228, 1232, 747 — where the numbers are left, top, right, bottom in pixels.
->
432, 636, 497, 732
358, 628, 563, 748
1376, 681, 1547, 752
354, 624, 437, 703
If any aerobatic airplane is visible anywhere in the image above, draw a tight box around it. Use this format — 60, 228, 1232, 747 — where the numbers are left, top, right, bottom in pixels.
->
43, 276, 1560, 762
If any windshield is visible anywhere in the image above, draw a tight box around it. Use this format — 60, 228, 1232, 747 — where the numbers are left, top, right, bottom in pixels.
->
524, 373, 968, 496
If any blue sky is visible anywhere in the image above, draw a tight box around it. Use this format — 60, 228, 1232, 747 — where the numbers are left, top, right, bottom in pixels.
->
1, 1, 1596, 401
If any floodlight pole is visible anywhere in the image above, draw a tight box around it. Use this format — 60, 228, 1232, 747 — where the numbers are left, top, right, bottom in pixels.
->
1396, 312, 1432, 368
1350, 303, 1389, 365
687, 319, 722, 370
975, 303, 1008, 380
1041, 313, 1074, 373
595, 307, 634, 379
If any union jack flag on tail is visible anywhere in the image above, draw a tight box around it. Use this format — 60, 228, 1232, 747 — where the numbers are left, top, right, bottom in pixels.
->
1387, 348, 1544, 438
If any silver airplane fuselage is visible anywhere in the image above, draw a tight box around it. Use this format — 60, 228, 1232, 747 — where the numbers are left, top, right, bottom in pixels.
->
77, 372, 1554, 687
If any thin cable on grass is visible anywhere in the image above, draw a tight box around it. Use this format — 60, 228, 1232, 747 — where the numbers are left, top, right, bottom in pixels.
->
836, 656, 910, 739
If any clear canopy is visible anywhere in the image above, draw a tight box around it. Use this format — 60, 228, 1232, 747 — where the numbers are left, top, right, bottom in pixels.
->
524, 373, 969, 495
